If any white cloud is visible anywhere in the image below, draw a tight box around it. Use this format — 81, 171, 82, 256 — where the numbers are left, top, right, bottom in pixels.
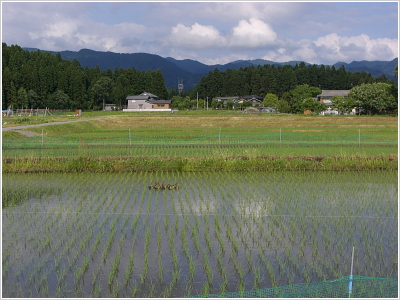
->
262, 33, 397, 64
2, 2, 397, 65
228, 18, 278, 48
162, 23, 225, 49
163, 18, 278, 51
14, 10, 147, 52
313, 33, 398, 62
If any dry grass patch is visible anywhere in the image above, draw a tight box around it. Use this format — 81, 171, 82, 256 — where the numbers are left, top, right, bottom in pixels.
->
91, 115, 397, 130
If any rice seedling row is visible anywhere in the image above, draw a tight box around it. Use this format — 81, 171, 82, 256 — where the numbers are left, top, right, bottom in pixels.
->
2, 170, 397, 297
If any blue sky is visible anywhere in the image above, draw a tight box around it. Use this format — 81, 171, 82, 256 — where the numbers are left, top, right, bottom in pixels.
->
2, 1, 398, 65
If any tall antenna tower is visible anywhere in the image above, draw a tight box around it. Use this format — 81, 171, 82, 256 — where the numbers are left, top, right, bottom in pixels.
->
178, 79, 184, 94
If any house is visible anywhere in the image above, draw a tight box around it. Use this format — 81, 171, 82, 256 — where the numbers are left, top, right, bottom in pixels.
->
104, 104, 118, 111
317, 90, 350, 107
215, 96, 240, 106
123, 92, 171, 111
238, 95, 264, 106
317, 90, 350, 100
317, 90, 350, 115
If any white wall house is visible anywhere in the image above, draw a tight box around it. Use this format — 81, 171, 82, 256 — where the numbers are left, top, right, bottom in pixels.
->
123, 92, 172, 111
317, 90, 351, 115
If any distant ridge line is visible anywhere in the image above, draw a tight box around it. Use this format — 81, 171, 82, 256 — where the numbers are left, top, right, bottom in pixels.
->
22, 47, 398, 90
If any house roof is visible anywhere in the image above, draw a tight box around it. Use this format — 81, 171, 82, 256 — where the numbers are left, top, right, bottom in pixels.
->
140, 92, 158, 98
317, 90, 350, 97
126, 92, 159, 100
215, 96, 239, 101
240, 95, 263, 101
126, 95, 149, 100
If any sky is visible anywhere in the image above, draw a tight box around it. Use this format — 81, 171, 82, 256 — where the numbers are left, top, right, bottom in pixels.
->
1, 1, 398, 65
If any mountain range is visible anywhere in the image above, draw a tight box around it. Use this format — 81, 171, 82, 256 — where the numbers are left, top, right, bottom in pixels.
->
23, 47, 398, 90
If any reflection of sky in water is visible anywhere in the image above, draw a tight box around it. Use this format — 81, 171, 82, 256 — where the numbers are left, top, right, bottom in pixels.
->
234, 197, 273, 218
2, 171, 397, 298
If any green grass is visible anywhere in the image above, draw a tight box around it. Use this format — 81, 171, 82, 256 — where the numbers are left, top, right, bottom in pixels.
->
3, 112, 397, 172
2, 155, 397, 173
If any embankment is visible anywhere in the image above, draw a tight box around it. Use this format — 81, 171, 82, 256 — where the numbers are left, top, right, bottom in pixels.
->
2, 155, 397, 173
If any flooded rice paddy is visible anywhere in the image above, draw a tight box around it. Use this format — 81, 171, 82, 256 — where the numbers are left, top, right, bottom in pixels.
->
2, 171, 397, 297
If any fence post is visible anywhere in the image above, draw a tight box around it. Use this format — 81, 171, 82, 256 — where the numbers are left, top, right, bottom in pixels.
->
358, 129, 360, 147
280, 128, 282, 145
41, 129, 44, 147
348, 246, 355, 297
129, 129, 132, 146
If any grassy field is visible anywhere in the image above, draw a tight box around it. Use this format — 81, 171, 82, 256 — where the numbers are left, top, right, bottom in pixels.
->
2, 111, 397, 172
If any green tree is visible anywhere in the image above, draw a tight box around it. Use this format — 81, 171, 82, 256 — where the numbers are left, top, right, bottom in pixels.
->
349, 83, 396, 115
92, 76, 113, 110
68, 69, 87, 109
9, 82, 18, 109
392, 65, 398, 114
281, 92, 295, 113
290, 84, 322, 113
263, 93, 279, 107
211, 68, 223, 97
211, 99, 219, 109
112, 82, 125, 108
276, 65, 297, 96
302, 97, 327, 114
27, 90, 39, 108
334, 65, 349, 89
250, 68, 263, 95
263, 93, 290, 113
276, 100, 291, 113
17, 87, 28, 108
171, 95, 192, 110
295, 62, 310, 86
221, 69, 238, 96
151, 69, 168, 99
225, 99, 235, 110
49, 89, 70, 109
331, 95, 355, 114
2, 67, 13, 109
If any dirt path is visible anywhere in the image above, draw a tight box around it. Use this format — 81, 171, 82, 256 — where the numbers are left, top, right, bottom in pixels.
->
2, 117, 105, 137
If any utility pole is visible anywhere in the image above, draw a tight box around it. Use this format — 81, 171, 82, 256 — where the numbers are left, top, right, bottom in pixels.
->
197, 92, 199, 110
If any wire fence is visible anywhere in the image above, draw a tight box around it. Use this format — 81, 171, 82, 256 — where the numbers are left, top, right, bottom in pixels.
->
187, 275, 398, 298
2, 132, 397, 149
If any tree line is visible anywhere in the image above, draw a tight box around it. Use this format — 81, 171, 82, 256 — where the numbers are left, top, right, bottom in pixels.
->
189, 62, 395, 101
176, 62, 396, 115
2, 43, 397, 115
172, 80, 397, 115
2, 43, 169, 110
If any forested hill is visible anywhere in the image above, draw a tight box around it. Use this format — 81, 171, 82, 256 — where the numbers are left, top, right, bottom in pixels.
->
23, 48, 203, 90
188, 62, 396, 102
2, 44, 170, 110
22, 47, 398, 90
2, 43, 397, 111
